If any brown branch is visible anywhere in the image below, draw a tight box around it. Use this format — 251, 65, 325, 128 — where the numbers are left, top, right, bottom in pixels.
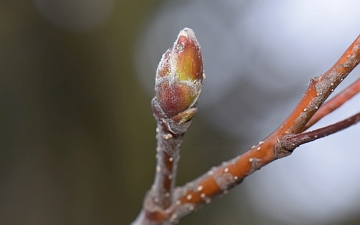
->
159, 35, 360, 223
132, 99, 195, 225
282, 112, 360, 151
304, 77, 360, 130
132, 28, 204, 225
133, 32, 360, 224
274, 35, 360, 136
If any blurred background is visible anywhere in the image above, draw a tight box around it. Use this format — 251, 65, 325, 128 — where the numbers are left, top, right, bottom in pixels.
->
1, 0, 360, 224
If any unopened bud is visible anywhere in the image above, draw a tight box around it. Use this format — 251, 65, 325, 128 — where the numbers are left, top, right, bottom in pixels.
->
155, 28, 204, 123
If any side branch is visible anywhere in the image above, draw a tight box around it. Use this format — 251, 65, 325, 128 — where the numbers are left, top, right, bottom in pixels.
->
282, 112, 360, 151
305, 77, 360, 130
276, 35, 360, 135
133, 31, 360, 225
161, 35, 360, 223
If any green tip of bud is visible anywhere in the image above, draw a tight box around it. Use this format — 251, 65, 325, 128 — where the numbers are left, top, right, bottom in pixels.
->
155, 28, 204, 121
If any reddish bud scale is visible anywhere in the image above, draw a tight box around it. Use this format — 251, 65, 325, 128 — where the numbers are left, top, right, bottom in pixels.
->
156, 82, 197, 118
155, 28, 204, 119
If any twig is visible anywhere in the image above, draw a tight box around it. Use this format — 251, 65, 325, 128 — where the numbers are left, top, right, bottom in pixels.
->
133, 32, 360, 224
160, 35, 360, 223
305, 77, 360, 130
132, 28, 204, 225
134, 98, 191, 224
282, 112, 360, 151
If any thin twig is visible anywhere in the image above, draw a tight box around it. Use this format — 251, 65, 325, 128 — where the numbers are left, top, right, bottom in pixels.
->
132, 99, 192, 225
133, 33, 360, 224
161, 35, 360, 223
132, 28, 204, 225
305, 77, 360, 130
282, 112, 360, 151
276, 35, 360, 136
